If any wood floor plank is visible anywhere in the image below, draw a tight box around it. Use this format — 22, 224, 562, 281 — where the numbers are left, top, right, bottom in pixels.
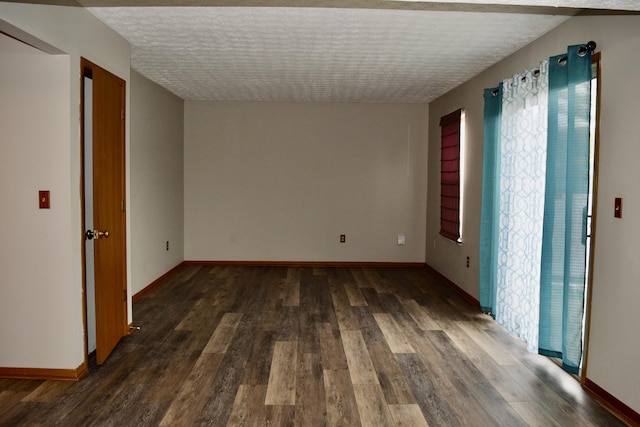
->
143, 348, 201, 404
202, 312, 243, 354
9, 374, 97, 425
0, 390, 29, 417
264, 404, 296, 426
282, 268, 301, 307
318, 322, 349, 371
395, 353, 462, 427
313, 267, 325, 276
352, 383, 394, 427
343, 282, 368, 306
402, 299, 442, 331
159, 353, 224, 426
408, 326, 524, 427
78, 384, 150, 426
327, 267, 356, 284
379, 268, 430, 305
388, 403, 430, 427
226, 384, 267, 427
351, 267, 374, 289
352, 306, 386, 344
273, 306, 300, 342
260, 310, 279, 332
367, 341, 416, 405
295, 353, 326, 426
455, 320, 522, 366
265, 341, 298, 406
0, 400, 44, 426
372, 313, 415, 354
263, 277, 286, 312
443, 322, 531, 403
20, 381, 75, 403
365, 269, 393, 294
341, 330, 379, 385
301, 272, 337, 326
330, 288, 361, 331
298, 310, 321, 355
504, 363, 603, 427
0, 379, 42, 393
323, 369, 361, 427
488, 333, 628, 427
409, 346, 494, 425
241, 330, 275, 386
510, 401, 563, 427
174, 297, 219, 331
196, 309, 258, 426
360, 287, 386, 313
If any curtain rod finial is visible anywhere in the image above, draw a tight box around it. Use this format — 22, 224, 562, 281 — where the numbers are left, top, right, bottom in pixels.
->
587, 41, 597, 51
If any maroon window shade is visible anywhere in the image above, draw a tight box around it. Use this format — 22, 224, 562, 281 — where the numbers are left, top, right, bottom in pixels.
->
440, 109, 462, 242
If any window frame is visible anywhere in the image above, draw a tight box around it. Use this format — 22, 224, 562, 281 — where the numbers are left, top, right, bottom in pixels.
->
439, 108, 463, 243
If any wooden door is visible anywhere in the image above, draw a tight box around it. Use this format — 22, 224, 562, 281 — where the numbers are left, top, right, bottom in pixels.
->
82, 59, 127, 365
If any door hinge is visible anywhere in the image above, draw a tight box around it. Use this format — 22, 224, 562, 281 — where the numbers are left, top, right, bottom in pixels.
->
121, 109, 125, 120
121, 200, 125, 212
124, 289, 127, 301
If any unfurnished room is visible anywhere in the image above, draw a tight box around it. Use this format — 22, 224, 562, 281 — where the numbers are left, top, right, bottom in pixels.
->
1, 1, 639, 425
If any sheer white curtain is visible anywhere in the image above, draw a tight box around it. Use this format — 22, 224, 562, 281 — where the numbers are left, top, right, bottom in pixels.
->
495, 61, 549, 352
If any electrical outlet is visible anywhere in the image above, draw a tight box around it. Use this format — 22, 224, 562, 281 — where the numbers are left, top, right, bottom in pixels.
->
232, 233, 238, 243
166, 241, 169, 251
340, 234, 346, 243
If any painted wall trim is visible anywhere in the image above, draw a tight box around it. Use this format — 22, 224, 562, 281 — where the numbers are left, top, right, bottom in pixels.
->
584, 378, 640, 426
424, 263, 480, 309
184, 260, 427, 268
132, 261, 185, 303
0, 362, 88, 381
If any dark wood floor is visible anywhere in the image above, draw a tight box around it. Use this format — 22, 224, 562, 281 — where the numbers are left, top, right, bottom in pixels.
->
0, 265, 626, 426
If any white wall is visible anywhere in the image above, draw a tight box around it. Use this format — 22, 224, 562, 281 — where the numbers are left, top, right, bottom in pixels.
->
130, 70, 184, 295
0, 42, 73, 368
426, 15, 640, 415
0, 2, 130, 370
185, 101, 428, 263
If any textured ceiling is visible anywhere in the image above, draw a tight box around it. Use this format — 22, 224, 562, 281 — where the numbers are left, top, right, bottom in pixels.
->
82, 2, 638, 103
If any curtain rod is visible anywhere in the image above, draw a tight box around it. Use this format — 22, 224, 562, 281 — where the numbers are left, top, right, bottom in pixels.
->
579, 41, 598, 56
489, 41, 597, 96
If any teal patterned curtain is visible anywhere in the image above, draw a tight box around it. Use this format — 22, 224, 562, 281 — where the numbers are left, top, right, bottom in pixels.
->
479, 44, 592, 373
538, 45, 592, 374
479, 84, 502, 315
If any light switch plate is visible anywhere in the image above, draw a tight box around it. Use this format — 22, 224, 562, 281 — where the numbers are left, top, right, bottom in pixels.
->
39, 191, 50, 209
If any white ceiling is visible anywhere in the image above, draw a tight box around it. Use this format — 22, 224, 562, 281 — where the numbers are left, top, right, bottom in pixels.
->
81, 1, 639, 103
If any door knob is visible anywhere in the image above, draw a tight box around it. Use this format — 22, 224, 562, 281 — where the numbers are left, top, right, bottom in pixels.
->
85, 229, 110, 240
96, 230, 110, 239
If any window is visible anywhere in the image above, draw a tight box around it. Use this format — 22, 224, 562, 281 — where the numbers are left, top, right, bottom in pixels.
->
439, 109, 462, 242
